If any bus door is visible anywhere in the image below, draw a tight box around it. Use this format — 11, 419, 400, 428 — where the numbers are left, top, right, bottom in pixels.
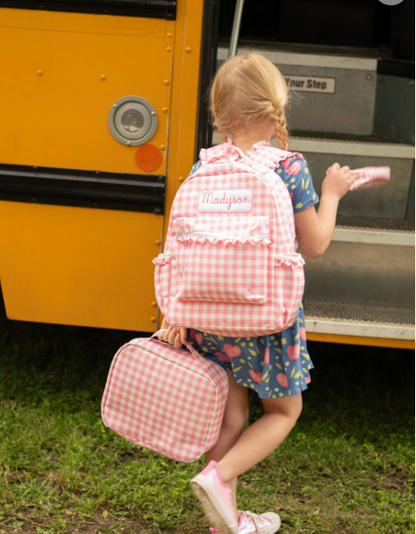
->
213, 0, 415, 349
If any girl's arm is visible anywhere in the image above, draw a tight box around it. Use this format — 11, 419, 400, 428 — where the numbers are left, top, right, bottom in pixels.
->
295, 163, 356, 259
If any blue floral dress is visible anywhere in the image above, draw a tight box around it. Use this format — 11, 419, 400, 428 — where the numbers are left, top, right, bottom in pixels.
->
183, 152, 318, 399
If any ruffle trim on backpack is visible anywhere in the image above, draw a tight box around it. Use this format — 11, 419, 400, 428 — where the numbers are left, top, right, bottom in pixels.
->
274, 255, 305, 267
199, 139, 305, 169
176, 236, 272, 246
152, 254, 172, 266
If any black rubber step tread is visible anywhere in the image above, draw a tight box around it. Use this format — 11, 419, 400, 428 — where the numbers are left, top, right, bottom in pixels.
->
303, 300, 414, 327
336, 215, 415, 233
290, 130, 414, 147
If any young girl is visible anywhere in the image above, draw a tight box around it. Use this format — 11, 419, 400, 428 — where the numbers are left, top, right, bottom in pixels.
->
158, 52, 355, 534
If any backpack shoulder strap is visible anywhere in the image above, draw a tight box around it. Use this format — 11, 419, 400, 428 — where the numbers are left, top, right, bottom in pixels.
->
199, 141, 306, 174
199, 141, 240, 166
247, 146, 306, 173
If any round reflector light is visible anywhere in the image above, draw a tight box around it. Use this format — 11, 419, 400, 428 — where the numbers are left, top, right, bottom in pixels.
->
108, 96, 158, 146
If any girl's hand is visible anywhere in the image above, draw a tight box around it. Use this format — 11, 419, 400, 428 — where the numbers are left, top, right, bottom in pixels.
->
157, 318, 187, 349
295, 163, 355, 259
322, 163, 356, 200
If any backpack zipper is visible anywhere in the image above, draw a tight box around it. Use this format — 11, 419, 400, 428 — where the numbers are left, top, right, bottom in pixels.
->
177, 230, 269, 240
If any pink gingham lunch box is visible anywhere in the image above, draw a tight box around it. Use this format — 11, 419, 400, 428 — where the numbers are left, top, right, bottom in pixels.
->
101, 334, 229, 463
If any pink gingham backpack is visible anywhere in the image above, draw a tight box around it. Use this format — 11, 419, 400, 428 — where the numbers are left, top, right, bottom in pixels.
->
101, 332, 229, 463
153, 140, 306, 337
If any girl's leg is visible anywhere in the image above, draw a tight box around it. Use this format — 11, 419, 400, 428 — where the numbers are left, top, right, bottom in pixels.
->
206, 369, 249, 516
215, 394, 303, 484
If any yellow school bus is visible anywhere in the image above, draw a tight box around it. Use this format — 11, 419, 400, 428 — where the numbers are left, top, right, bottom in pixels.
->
0, 0, 414, 349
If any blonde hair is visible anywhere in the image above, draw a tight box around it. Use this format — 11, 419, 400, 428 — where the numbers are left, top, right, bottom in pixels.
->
210, 52, 289, 150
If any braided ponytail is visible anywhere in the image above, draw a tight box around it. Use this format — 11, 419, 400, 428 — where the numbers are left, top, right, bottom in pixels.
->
272, 108, 289, 151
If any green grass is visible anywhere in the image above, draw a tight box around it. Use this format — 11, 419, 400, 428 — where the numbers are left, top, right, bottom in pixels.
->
0, 301, 414, 533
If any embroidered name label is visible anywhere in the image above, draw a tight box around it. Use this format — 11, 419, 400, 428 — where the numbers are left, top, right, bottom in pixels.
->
198, 189, 253, 213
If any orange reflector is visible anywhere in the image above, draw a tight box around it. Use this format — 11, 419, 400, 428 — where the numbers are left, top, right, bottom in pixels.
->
135, 144, 163, 172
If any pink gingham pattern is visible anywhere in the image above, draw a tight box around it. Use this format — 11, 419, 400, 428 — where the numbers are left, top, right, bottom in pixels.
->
348, 166, 391, 191
326, 165, 391, 190
153, 141, 305, 337
101, 334, 229, 463
175, 216, 271, 304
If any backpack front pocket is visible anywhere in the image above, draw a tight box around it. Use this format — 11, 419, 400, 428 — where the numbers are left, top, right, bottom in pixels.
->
174, 216, 271, 304
273, 253, 305, 329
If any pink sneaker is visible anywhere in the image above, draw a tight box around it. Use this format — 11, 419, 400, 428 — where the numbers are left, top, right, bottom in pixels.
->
190, 461, 239, 534
209, 510, 281, 534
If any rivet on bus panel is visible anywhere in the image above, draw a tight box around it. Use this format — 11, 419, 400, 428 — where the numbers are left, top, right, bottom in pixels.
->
152, 302, 158, 307
160, 145, 166, 150
178, 176, 185, 182
166, 47, 172, 52
164, 79, 170, 85
100, 75, 106, 81
155, 240, 161, 245
163, 107, 168, 113
167, 33, 173, 38
150, 317, 157, 323
37, 70, 43, 76
186, 47, 192, 53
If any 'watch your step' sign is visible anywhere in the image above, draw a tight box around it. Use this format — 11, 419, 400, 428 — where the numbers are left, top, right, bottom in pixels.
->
285, 76, 336, 94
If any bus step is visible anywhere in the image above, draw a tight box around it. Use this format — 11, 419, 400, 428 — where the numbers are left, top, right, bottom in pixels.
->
303, 300, 414, 341
218, 41, 380, 63
286, 132, 414, 220
217, 42, 379, 136
288, 130, 414, 158
303, 241, 414, 311
333, 216, 415, 246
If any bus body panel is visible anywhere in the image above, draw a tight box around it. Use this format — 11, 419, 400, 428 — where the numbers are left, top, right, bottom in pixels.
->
0, 201, 162, 330
0, 2, 204, 331
0, 9, 172, 173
